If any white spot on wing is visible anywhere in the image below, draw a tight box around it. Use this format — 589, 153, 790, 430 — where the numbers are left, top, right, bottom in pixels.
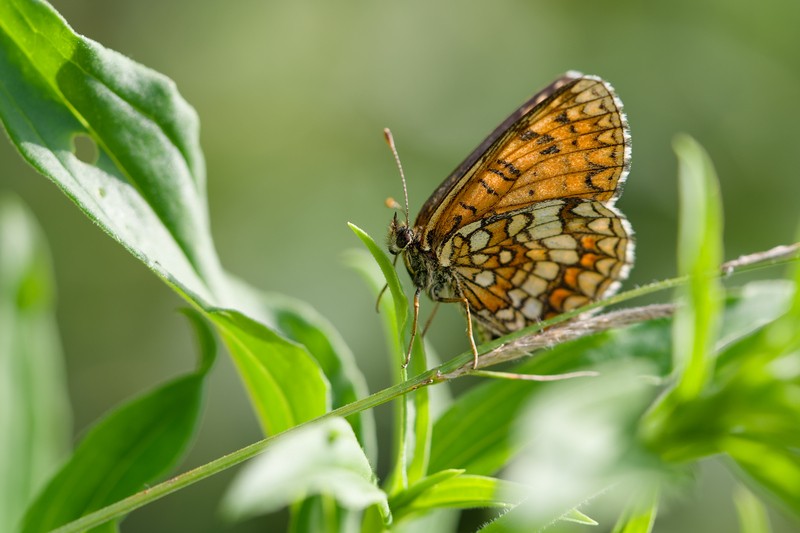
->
507, 214, 529, 237
522, 274, 548, 296
474, 270, 495, 288
549, 249, 580, 265
532, 262, 559, 281
542, 234, 577, 250
587, 218, 614, 235
469, 229, 491, 251
521, 298, 543, 319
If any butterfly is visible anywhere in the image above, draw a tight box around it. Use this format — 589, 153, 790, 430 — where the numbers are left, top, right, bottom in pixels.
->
386, 71, 634, 368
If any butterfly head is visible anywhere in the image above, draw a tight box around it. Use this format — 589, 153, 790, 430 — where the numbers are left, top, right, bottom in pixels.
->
387, 212, 416, 255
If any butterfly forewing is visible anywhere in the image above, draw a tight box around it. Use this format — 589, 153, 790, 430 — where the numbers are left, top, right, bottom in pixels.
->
418, 74, 630, 250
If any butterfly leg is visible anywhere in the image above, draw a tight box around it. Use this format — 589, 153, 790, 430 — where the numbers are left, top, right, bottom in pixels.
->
403, 287, 422, 368
461, 297, 480, 369
421, 302, 441, 337
433, 293, 480, 368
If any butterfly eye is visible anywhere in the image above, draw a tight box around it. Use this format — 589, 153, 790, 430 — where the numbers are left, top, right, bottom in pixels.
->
395, 227, 412, 250
387, 213, 416, 255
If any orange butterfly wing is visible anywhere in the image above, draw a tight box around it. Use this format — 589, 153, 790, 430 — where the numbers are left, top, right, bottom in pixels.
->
416, 73, 630, 250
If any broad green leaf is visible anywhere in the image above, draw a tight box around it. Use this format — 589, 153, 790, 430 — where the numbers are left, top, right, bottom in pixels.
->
0, 194, 71, 532
20, 310, 216, 533
716, 281, 793, 351
1, 0, 339, 449
221, 418, 389, 523
671, 134, 724, 399
261, 294, 377, 460
0, 0, 222, 302
225, 277, 376, 461
209, 309, 330, 435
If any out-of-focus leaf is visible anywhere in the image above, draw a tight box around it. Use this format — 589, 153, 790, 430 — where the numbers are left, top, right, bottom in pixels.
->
429, 318, 672, 476
391, 472, 523, 522
477, 507, 598, 532
221, 418, 389, 522
0, 195, 71, 532
671, 134, 724, 399
209, 309, 330, 435
611, 489, 658, 533
20, 310, 216, 533
648, 256, 800, 509
733, 484, 772, 533
502, 361, 660, 529
716, 281, 792, 350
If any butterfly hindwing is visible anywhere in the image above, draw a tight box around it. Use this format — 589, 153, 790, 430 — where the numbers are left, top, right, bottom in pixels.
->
438, 198, 633, 336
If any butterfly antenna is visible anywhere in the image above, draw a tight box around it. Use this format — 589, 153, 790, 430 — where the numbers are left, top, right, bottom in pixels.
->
383, 128, 410, 226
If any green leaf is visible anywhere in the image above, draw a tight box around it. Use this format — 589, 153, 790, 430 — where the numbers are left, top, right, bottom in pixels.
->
429, 278, 796, 481
391, 471, 522, 521
429, 318, 672, 476
221, 418, 389, 522
208, 309, 330, 435
20, 310, 216, 533
502, 361, 660, 528
0, 0, 223, 302
347, 223, 407, 333
733, 484, 772, 533
611, 489, 659, 533
345, 241, 434, 494
476, 506, 598, 532
255, 291, 377, 462
389, 469, 464, 512
671, 134, 724, 399
0, 194, 71, 532
225, 274, 375, 459
0, 0, 339, 449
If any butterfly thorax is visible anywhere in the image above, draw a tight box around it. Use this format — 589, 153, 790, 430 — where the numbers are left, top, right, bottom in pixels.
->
387, 216, 455, 301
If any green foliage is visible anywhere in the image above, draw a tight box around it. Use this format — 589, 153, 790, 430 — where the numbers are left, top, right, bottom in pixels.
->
1, 1, 799, 532
21, 308, 215, 533
221, 418, 389, 523
0, 194, 70, 532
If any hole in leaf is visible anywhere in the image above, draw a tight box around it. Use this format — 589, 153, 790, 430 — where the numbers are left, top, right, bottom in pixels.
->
72, 133, 98, 164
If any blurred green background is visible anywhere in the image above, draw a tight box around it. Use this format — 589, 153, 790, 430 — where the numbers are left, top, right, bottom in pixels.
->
1, 0, 798, 531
